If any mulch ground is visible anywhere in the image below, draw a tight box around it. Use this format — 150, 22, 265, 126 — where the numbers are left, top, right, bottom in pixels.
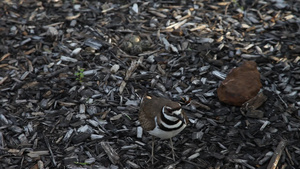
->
0, 0, 299, 168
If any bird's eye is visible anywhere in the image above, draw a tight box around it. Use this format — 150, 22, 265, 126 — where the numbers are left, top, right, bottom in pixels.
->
164, 106, 172, 113
166, 107, 172, 111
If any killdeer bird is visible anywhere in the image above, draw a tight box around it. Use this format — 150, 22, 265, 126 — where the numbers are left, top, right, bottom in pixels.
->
139, 95, 188, 163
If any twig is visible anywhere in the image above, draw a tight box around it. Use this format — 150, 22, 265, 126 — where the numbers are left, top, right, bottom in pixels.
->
43, 133, 57, 166
119, 56, 143, 94
284, 147, 294, 166
267, 140, 287, 169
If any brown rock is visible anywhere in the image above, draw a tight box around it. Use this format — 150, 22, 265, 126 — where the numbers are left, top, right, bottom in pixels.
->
217, 61, 262, 106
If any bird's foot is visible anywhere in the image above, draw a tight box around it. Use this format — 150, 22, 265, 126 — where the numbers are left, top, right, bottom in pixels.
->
147, 154, 158, 164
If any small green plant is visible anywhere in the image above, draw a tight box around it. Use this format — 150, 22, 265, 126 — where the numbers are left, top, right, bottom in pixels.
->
123, 113, 132, 120
74, 161, 88, 165
232, 0, 244, 11
75, 68, 84, 82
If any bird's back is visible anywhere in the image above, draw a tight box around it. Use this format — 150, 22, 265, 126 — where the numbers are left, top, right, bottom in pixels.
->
139, 95, 180, 131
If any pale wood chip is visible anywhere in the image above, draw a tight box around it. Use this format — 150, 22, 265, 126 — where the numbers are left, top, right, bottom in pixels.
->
22, 81, 39, 89
165, 19, 187, 30
148, 10, 167, 18
189, 24, 208, 31
0, 53, 10, 62
101, 142, 120, 164
27, 151, 50, 158
58, 101, 77, 107
65, 13, 81, 20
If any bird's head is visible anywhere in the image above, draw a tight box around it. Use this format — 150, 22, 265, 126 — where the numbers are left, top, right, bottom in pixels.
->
163, 106, 185, 122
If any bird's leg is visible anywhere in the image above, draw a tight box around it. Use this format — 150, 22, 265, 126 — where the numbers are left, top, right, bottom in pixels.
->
147, 136, 157, 164
151, 135, 155, 164
170, 138, 176, 161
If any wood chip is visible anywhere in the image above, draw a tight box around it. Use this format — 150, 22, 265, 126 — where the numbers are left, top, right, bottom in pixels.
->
101, 142, 120, 164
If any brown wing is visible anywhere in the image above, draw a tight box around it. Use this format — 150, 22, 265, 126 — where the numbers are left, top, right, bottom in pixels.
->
138, 95, 181, 131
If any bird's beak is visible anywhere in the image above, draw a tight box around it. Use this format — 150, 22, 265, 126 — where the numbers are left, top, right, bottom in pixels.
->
173, 113, 185, 123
